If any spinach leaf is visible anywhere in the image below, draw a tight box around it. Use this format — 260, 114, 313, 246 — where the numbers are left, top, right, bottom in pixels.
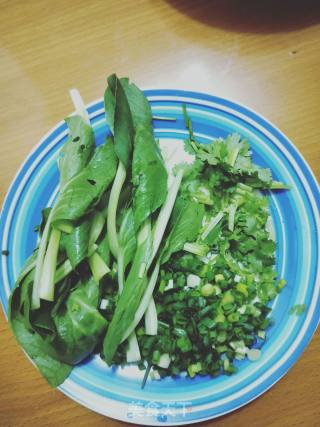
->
132, 126, 168, 229
52, 278, 107, 364
61, 217, 92, 268
160, 198, 205, 264
59, 116, 95, 190
51, 138, 117, 224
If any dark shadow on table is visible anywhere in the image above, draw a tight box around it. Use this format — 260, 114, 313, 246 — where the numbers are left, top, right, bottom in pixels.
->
165, 0, 320, 33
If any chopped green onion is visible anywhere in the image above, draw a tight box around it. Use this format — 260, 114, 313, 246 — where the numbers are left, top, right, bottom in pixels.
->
215, 274, 224, 282
247, 348, 261, 361
157, 353, 171, 369
200, 283, 215, 297
187, 362, 202, 378
289, 304, 306, 316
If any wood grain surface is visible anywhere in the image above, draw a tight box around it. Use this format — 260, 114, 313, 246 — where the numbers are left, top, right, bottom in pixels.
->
0, 1, 319, 426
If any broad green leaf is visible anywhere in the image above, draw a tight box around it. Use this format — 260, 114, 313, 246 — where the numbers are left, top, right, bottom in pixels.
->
113, 78, 134, 169
10, 314, 72, 387
52, 278, 107, 364
104, 74, 134, 169
104, 74, 117, 133
120, 78, 152, 130
61, 216, 92, 268
104, 74, 152, 137
160, 198, 205, 264
51, 139, 117, 224
59, 116, 95, 189
132, 126, 168, 229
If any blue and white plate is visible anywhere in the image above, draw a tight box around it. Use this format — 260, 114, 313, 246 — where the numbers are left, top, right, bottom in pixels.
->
1, 90, 319, 425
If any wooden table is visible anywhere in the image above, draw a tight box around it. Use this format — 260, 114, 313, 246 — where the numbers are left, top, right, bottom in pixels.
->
1, 1, 319, 426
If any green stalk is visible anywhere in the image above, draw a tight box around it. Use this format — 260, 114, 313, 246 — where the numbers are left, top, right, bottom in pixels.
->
107, 161, 126, 258
88, 252, 110, 282
89, 211, 105, 248
54, 259, 72, 284
54, 220, 73, 234
39, 228, 61, 301
183, 242, 209, 257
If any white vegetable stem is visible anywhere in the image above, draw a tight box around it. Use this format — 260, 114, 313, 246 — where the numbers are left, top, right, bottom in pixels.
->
201, 211, 224, 240
122, 262, 160, 343
39, 228, 61, 301
108, 161, 126, 258
150, 168, 184, 264
117, 251, 125, 293
31, 208, 54, 308
144, 297, 158, 335
126, 332, 141, 363
69, 88, 90, 125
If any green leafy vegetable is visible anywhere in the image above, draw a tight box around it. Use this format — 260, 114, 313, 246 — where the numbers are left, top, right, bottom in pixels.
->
10, 313, 72, 387
161, 198, 205, 264
8, 76, 289, 388
59, 116, 95, 189
117, 208, 137, 292
103, 221, 152, 364
61, 217, 91, 268
132, 126, 168, 229
51, 139, 117, 224
52, 279, 107, 364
